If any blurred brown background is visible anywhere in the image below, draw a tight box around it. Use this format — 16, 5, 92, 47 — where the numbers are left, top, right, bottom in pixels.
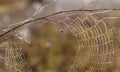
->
0, 0, 120, 72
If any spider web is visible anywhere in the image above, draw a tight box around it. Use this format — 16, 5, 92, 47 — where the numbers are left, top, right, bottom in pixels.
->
0, 37, 31, 72
0, 10, 119, 72
0, 0, 120, 71
0, 9, 119, 72
61, 12, 118, 72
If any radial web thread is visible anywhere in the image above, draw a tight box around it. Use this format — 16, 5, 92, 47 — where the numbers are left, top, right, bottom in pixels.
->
62, 12, 117, 72
0, 38, 30, 72
0, 10, 119, 72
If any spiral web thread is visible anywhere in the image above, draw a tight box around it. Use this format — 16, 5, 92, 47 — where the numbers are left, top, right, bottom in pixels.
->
0, 38, 30, 72
0, 10, 119, 72
61, 12, 117, 72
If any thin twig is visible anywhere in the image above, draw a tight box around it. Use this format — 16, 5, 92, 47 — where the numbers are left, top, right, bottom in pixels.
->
0, 8, 120, 38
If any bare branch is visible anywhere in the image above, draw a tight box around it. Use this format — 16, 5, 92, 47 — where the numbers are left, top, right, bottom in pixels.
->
0, 8, 119, 38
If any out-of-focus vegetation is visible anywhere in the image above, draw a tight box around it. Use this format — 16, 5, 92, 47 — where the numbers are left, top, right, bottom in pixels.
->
0, 0, 120, 72
0, 0, 29, 13
26, 23, 77, 72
